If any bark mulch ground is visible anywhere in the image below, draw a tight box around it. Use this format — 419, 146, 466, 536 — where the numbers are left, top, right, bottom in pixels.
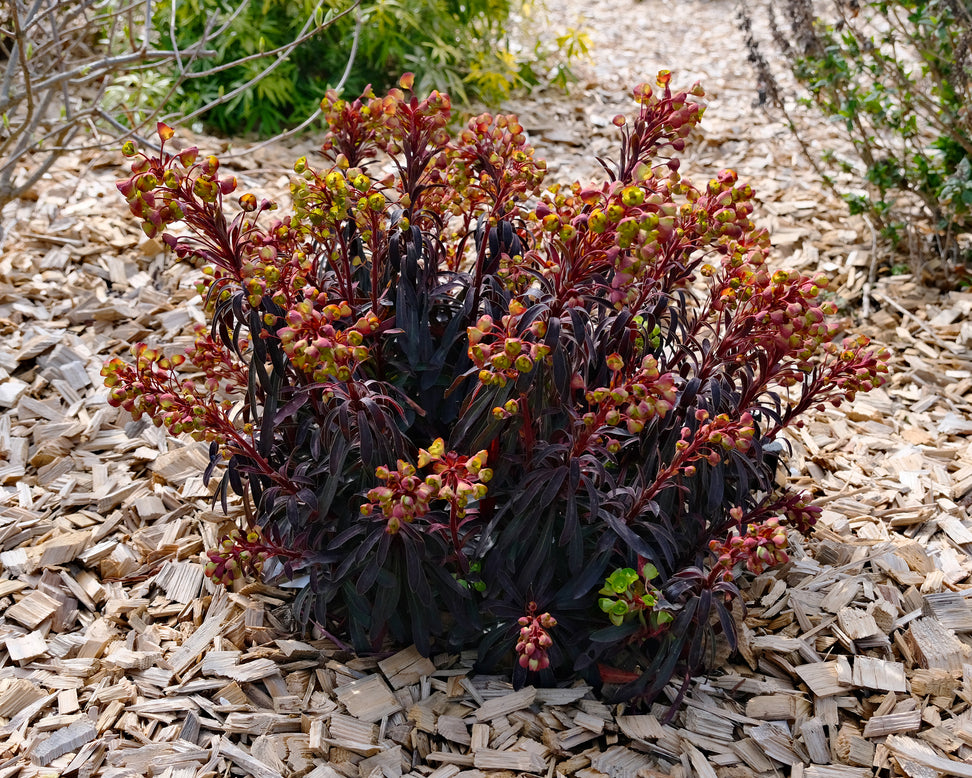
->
2, 0, 972, 775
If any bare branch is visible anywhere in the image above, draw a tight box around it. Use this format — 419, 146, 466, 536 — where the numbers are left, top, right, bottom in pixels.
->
220, 6, 364, 160
0, 0, 356, 209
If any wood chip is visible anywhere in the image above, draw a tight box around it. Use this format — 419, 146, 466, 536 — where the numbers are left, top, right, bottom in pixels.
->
334, 674, 402, 723
906, 618, 969, 673
474, 687, 537, 722
922, 592, 972, 632
745, 694, 811, 720
218, 736, 285, 778
863, 710, 923, 737
473, 749, 546, 771
852, 656, 907, 692
885, 734, 972, 777
795, 659, 852, 697
0, 679, 47, 718
31, 718, 97, 765
6, 589, 59, 628
378, 645, 436, 689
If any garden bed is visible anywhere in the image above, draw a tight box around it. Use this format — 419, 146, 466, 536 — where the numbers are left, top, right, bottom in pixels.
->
2, 0, 972, 775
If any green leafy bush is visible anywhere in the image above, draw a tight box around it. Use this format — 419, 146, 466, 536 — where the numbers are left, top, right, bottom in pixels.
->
156, 0, 569, 136
105, 74, 887, 702
742, 0, 972, 264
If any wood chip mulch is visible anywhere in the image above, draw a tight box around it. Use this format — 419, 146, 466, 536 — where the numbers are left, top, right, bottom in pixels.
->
3, 1, 972, 775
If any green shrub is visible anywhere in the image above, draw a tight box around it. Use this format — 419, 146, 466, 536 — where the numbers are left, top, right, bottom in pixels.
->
105, 74, 887, 702
742, 0, 972, 263
156, 0, 571, 136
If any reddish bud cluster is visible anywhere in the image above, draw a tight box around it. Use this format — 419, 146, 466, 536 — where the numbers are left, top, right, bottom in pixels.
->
319, 86, 385, 169
468, 303, 551, 388
276, 300, 378, 383
819, 335, 890, 405
204, 527, 302, 586
607, 72, 706, 182
317, 74, 452, 218
115, 123, 241, 241
523, 161, 767, 315
776, 490, 821, 533
362, 459, 435, 533
583, 354, 677, 436
101, 343, 232, 443
516, 602, 557, 672
185, 325, 249, 394
715, 263, 839, 371
361, 439, 492, 535
446, 112, 547, 225
675, 410, 757, 474
204, 529, 267, 585
417, 439, 493, 511
709, 516, 790, 577
380, 81, 452, 159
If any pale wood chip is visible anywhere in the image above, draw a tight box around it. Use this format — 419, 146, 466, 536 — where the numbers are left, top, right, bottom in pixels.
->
885, 734, 972, 777
474, 687, 536, 722
745, 694, 811, 720
922, 591, 972, 632
6, 589, 59, 629
378, 645, 436, 690
30, 718, 97, 766
0, 678, 47, 718
795, 658, 852, 697
218, 736, 286, 778
863, 710, 923, 738
335, 674, 402, 723
906, 617, 969, 673
472, 748, 546, 772
852, 656, 906, 692
5, 630, 48, 664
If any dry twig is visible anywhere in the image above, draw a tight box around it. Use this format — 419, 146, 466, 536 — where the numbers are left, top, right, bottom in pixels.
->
0, 0, 359, 217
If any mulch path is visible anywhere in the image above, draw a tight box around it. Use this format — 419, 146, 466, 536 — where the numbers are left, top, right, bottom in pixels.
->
2, 0, 972, 776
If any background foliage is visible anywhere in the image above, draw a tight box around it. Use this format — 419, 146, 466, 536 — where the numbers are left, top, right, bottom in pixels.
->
155, 0, 585, 136
742, 0, 972, 267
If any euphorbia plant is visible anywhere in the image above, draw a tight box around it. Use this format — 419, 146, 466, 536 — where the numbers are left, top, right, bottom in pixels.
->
104, 72, 887, 703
